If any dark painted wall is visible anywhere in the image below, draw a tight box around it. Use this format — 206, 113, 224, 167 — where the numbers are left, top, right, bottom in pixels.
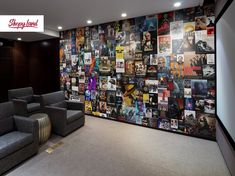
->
0, 38, 59, 103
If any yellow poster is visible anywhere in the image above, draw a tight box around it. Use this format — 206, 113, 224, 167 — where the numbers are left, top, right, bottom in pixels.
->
116, 46, 124, 59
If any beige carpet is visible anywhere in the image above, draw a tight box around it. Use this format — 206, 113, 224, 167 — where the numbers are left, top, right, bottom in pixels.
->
6, 116, 230, 176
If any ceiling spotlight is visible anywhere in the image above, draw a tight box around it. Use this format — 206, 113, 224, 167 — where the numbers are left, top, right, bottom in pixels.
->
58, 26, 63, 30
17, 38, 22, 41
174, 2, 181, 7
87, 20, 92, 24
121, 13, 127, 17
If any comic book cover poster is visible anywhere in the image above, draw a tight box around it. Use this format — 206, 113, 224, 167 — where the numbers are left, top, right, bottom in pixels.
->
204, 99, 215, 114
149, 94, 158, 106
158, 88, 170, 111
149, 54, 158, 65
107, 39, 116, 58
184, 52, 202, 78
184, 88, 192, 98
158, 118, 171, 130
171, 119, 179, 130
183, 22, 195, 52
123, 107, 136, 123
124, 45, 132, 59
106, 106, 117, 119
158, 12, 174, 35
135, 16, 146, 33
143, 93, 150, 103
145, 14, 158, 31
191, 79, 207, 98
142, 31, 157, 52
170, 21, 183, 39
99, 76, 108, 90
195, 16, 207, 31
116, 59, 125, 73
87, 76, 97, 91
105, 22, 116, 39
195, 98, 205, 112
130, 32, 142, 55
158, 35, 172, 54
76, 28, 85, 53
99, 101, 107, 113
84, 52, 92, 65
125, 60, 135, 75
184, 110, 196, 127
207, 54, 215, 64
107, 91, 116, 106
145, 79, 158, 94
90, 90, 97, 100
71, 77, 78, 92
167, 98, 184, 118
116, 45, 124, 59
204, 4, 215, 17
207, 80, 215, 99
147, 65, 158, 77
202, 65, 215, 78
135, 61, 147, 76
185, 98, 195, 111
78, 83, 85, 94
171, 79, 184, 98
85, 101, 92, 114
107, 77, 116, 90
196, 113, 216, 139
85, 90, 91, 101
157, 54, 170, 73
99, 56, 111, 75
195, 30, 214, 53
172, 39, 184, 54
170, 54, 184, 78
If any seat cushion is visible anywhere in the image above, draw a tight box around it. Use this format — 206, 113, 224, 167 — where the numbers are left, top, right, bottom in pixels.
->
27, 103, 40, 113
17, 95, 34, 103
67, 110, 84, 124
0, 131, 33, 159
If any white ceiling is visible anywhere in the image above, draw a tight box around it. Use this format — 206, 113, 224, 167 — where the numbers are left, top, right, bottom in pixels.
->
0, 0, 203, 41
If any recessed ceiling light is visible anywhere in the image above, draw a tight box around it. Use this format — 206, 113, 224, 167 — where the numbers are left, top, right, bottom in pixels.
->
121, 13, 127, 17
17, 38, 22, 41
174, 2, 181, 7
58, 26, 63, 30
87, 20, 92, 24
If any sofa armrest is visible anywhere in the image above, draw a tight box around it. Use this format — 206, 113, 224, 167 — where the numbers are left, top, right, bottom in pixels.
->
14, 115, 39, 141
44, 106, 67, 131
33, 95, 41, 103
12, 99, 28, 116
66, 100, 84, 112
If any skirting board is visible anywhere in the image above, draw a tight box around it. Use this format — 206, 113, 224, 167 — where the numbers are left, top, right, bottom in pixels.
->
216, 119, 235, 176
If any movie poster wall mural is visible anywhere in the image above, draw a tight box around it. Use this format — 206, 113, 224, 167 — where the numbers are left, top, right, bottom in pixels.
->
60, 4, 216, 140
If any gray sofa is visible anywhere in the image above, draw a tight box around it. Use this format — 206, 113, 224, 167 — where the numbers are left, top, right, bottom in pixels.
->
8, 87, 41, 116
0, 102, 39, 175
40, 91, 85, 137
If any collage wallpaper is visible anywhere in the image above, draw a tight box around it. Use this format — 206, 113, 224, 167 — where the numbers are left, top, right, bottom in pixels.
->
60, 4, 216, 140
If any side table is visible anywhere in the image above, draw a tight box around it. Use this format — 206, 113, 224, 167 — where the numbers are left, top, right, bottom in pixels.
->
30, 113, 51, 144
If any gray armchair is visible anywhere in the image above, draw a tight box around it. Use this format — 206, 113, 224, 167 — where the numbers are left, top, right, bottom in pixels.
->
0, 102, 39, 175
41, 91, 85, 137
8, 87, 41, 116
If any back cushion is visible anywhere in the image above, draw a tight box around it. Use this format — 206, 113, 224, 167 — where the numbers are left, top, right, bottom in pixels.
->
16, 95, 34, 103
8, 87, 33, 101
0, 102, 14, 135
41, 91, 65, 106
51, 101, 67, 108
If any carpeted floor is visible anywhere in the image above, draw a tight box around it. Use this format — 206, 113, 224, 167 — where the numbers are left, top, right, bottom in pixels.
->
6, 116, 231, 176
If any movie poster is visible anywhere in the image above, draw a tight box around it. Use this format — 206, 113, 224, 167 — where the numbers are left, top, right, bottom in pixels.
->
85, 101, 92, 114
191, 79, 207, 98
204, 99, 215, 114
142, 31, 157, 52
135, 61, 147, 76
172, 39, 184, 54
145, 15, 158, 31
195, 30, 214, 53
183, 22, 195, 52
158, 12, 174, 35
125, 60, 135, 75
107, 91, 116, 106
99, 56, 111, 75
184, 52, 202, 78
202, 65, 215, 78
158, 35, 172, 54
170, 21, 183, 39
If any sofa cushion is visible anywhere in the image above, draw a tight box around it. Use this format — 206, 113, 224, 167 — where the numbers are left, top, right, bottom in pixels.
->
67, 110, 83, 124
17, 95, 34, 103
27, 103, 40, 113
0, 131, 33, 159
8, 87, 33, 101
51, 101, 67, 108
0, 117, 14, 136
